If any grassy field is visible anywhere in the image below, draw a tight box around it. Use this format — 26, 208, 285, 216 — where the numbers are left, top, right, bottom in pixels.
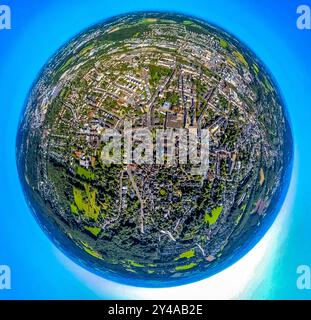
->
149, 64, 172, 86
73, 184, 100, 221
78, 43, 95, 57
175, 263, 197, 271
128, 260, 145, 268
205, 206, 224, 225
84, 225, 101, 236
233, 51, 248, 67
183, 20, 194, 25
175, 249, 195, 260
81, 241, 102, 259
76, 166, 95, 180
59, 56, 75, 73
220, 39, 228, 48
253, 63, 260, 75
263, 76, 274, 92
70, 203, 78, 214
140, 18, 158, 24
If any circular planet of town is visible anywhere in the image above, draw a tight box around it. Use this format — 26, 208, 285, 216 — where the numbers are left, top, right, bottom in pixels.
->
17, 12, 292, 287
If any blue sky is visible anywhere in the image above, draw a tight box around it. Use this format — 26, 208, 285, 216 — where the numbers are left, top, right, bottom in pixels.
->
0, 0, 311, 299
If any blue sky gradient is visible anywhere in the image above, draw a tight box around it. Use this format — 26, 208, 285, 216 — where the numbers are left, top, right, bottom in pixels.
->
0, 0, 311, 299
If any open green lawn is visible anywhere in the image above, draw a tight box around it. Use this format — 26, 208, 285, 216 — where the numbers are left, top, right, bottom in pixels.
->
139, 18, 158, 24
175, 263, 197, 271
79, 43, 95, 56
149, 64, 172, 86
220, 39, 228, 48
84, 225, 101, 236
84, 247, 102, 259
253, 63, 259, 74
76, 166, 95, 180
263, 76, 274, 92
59, 56, 75, 73
175, 249, 195, 261
73, 184, 100, 221
233, 51, 248, 67
70, 203, 78, 214
81, 241, 102, 259
128, 260, 144, 268
183, 20, 194, 25
204, 205, 224, 225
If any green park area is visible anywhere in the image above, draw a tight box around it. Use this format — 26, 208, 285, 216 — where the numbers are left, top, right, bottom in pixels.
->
59, 56, 75, 73
175, 249, 195, 261
73, 184, 100, 221
204, 206, 224, 225
149, 64, 172, 86
183, 20, 194, 25
233, 51, 248, 67
76, 166, 95, 180
128, 260, 145, 268
220, 39, 228, 48
84, 225, 101, 236
175, 263, 197, 271
81, 241, 102, 259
